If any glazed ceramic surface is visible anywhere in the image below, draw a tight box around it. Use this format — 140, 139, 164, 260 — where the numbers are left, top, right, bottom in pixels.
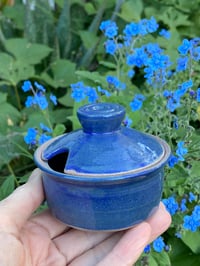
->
34, 103, 171, 231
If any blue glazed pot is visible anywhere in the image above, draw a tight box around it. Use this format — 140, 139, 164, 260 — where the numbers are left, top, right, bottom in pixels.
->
34, 103, 171, 231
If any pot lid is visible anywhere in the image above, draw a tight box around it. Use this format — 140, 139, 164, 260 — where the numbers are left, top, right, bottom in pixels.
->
41, 103, 170, 176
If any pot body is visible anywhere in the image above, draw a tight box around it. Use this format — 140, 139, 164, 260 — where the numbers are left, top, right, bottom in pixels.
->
34, 103, 171, 231
41, 168, 164, 231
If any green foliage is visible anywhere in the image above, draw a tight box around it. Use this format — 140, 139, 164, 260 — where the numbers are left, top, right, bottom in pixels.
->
1, 1, 200, 265
0, 175, 15, 200
120, 0, 143, 21
181, 230, 200, 254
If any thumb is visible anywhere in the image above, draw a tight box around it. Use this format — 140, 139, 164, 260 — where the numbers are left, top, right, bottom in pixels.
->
0, 169, 44, 235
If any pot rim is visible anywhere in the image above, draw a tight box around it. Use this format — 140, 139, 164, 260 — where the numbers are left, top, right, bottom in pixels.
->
34, 134, 171, 183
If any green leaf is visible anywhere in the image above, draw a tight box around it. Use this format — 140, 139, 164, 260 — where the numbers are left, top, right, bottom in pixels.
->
165, 165, 189, 192
0, 52, 35, 84
56, 0, 71, 58
0, 53, 15, 84
84, 2, 96, 15
23, 112, 48, 130
157, 7, 191, 28
169, 231, 200, 265
0, 92, 7, 104
171, 253, 200, 266
3, 4, 25, 30
181, 230, 200, 254
79, 30, 99, 49
53, 124, 66, 137
151, 251, 171, 266
0, 133, 21, 168
75, 70, 107, 87
0, 175, 15, 200
68, 101, 84, 130
119, 0, 143, 22
147, 255, 159, 266
5, 38, 52, 65
99, 61, 116, 69
189, 161, 200, 178
58, 90, 74, 108
50, 59, 77, 86
55, 0, 64, 7
168, 234, 191, 261
50, 108, 72, 124
0, 102, 21, 134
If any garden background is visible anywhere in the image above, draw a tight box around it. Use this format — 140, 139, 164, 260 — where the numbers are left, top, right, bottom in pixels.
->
1, 0, 200, 265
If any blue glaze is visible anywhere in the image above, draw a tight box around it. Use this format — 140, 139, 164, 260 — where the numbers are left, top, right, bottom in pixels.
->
42, 103, 164, 175
34, 102, 171, 231
77, 102, 125, 133
41, 168, 163, 231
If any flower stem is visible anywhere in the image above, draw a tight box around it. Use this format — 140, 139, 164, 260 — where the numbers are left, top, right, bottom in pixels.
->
14, 85, 22, 110
7, 163, 20, 187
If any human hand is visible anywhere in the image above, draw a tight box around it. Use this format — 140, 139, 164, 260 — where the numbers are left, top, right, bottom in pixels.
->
0, 169, 171, 266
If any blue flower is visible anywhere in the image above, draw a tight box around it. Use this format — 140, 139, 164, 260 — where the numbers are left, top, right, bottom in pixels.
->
189, 192, 196, 203
106, 76, 125, 90
40, 123, 52, 133
146, 16, 159, 33
168, 154, 179, 168
71, 82, 87, 102
25, 96, 34, 108
99, 20, 118, 38
97, 86, 111, 97
107, 75, 120, 87
34, 81, 46, 92
189, 90, 196, 98
182, 79, 193, 90
159, 29, 171, 39
127, 69, 135, 78
153, 237, 165, 253
34, 93, 48, 110
175, 232, 182, 238
196, 88, 200, 102
171, 80, 193, 104
145, 43, 162, 54
123, 22, 139, 37
24, 128, 38, 145
126, 48, 147, 67
130, 94, 145, 111
147, 53, 170, 71
162, 196, 179, 215
192, 205, 200, 221
163, 90, 173, 98
178, 39, 191, 55
38, 134, 52, 145
173, 118, 179, 129
166, 97, 180, 112
183, 215, 200, 232
86, 87, 98, 103
50, 94, 57, 105
176, 141, 188, 161
164, 245, 170, 252
22, 80, 32, 92
130, 98, 143, 111
191, 46, 200, 61
105, 40, 117, 55
176, 57, 188, 72
144, 244, 151, 253
123, 116, 133, 127
180, 198, 187, 212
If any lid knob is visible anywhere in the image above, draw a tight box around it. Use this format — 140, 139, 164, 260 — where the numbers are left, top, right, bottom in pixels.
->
77, 103, 126, 133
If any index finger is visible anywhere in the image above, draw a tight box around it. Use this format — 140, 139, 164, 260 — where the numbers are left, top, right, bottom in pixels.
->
0, 168, 44, 235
